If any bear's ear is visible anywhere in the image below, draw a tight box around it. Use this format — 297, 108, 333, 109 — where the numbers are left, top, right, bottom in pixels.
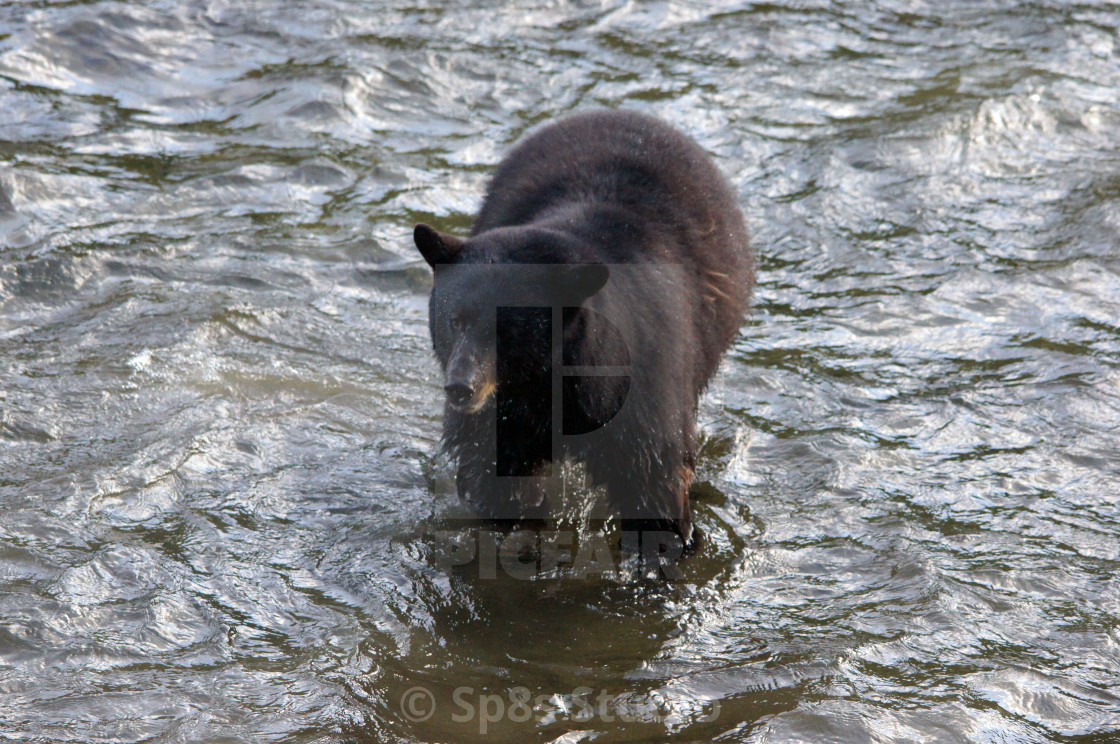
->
552, 263, 610, 305
414, 224, 465, 267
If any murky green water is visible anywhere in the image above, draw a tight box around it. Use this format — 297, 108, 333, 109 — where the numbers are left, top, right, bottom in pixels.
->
2, 1, 1120, 742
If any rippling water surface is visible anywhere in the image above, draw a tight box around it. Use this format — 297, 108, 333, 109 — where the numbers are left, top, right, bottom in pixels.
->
2, 1, 1120, 742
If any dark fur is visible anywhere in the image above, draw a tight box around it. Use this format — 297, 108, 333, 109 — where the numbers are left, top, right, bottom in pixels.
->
414, 109, 754, 546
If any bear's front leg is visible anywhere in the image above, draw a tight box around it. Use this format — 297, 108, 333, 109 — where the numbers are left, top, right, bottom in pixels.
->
454, 438, 552, 526
616, 462, 697, 554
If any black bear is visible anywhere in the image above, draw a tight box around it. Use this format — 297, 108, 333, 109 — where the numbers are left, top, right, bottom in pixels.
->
413, 109, 754, 551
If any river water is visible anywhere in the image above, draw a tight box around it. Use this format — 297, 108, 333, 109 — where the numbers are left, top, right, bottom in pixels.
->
2, 1, 1119, 742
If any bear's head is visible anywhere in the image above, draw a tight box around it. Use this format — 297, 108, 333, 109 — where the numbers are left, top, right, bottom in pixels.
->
413, 224, 609, 414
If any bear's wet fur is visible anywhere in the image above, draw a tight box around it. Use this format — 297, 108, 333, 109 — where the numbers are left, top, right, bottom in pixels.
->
414, 109, 754, 551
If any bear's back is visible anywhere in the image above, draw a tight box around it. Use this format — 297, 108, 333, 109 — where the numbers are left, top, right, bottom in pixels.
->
474, 110, 736, 244
472, 109, 753, 368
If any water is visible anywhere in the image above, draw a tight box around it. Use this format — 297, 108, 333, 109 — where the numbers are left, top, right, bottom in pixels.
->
2, 1, 1119, 741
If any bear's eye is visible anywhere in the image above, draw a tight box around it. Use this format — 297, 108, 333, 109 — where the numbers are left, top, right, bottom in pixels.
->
449, 314, 465, 331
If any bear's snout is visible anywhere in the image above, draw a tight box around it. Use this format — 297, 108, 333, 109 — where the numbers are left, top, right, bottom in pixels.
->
443, 375, 496, 414
443, 350, 496, 414
444, 382, 474, 407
